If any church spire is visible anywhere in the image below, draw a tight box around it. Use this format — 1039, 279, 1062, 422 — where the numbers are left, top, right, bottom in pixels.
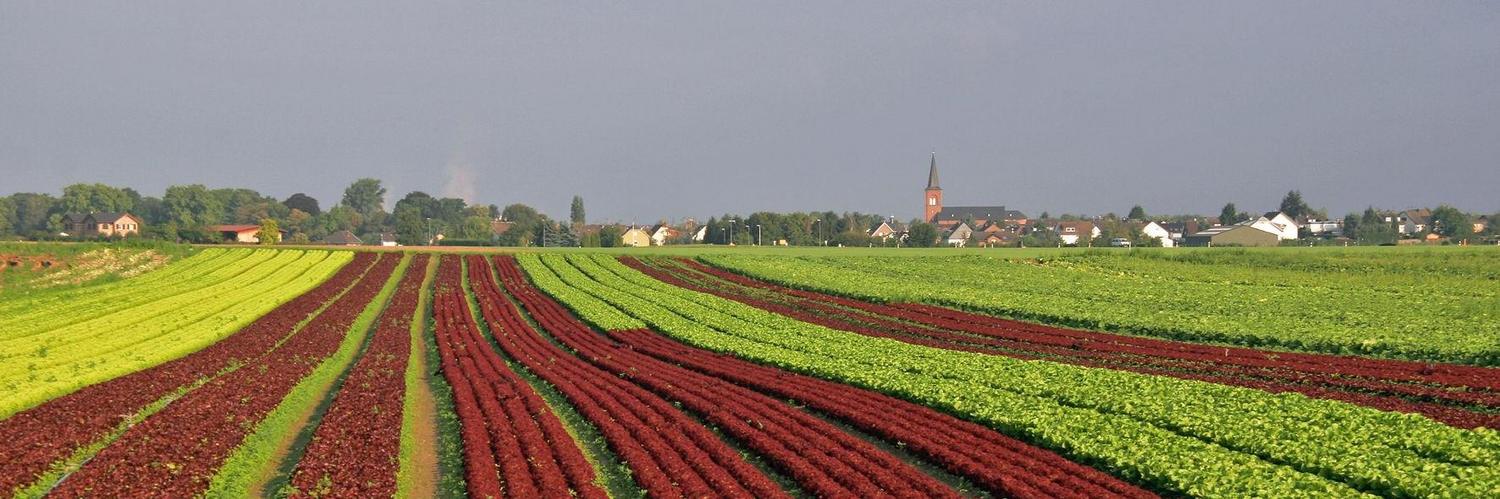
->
926, 152, 940, 190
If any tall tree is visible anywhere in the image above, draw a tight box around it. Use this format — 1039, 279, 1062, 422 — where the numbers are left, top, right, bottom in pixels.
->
1342, 213, 1360, 236
393, 205, 427, 245
9, 193, 56, 235
1428, 205, 1473, 239
1279, 190, 1310, 219
0, 197, 14, 236
1356, 207, 1397, 245
284, 193, 321, 216
163, 184, 225, 227
1127, 205, 1146, 221
906, 223, 939, 247
570, 195, 586, 225
340, 178, 386, 217
60, 183, 133, 214
1219, 203, 1246, 225
598, 225, 623, 247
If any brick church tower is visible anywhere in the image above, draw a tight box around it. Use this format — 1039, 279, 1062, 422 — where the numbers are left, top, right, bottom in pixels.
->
923, 152, 942, 222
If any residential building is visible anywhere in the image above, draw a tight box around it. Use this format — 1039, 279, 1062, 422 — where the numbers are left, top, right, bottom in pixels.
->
1400, 209, 1432, 235
944, 222, 974, 247
868, 220, 907, 241
621, 227, 651, 247
63, 212, 143, 238
1138, 221, 1175, 247
649, 224, 680, 246
1054, 221, 1100, 246
323, 230, 363, 246
1249, 212, 1299, 240
1301, 218, 1343, 236
981, 231, 1017, 247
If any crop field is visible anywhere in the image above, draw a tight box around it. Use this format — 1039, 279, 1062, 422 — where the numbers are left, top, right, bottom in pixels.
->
1, 245, 1496, 498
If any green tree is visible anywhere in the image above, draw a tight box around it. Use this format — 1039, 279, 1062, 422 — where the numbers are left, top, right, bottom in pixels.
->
1356, 207, 1397, 245
906, 223, 939, 247
1219, 203, 1247, 225
1279, 190, 1310, 219
1127, 205, 1146, 221
393, 205, 427, 246
60, 183, 133, 214
340, 178, 386, 217
163, 184, 225, 227
256, 218, 281, 244
1342, 213, 1360, 236
1428, 205, 1473, 239
320, 205, 363, 233
8, 193, 56, 235
285, 209, 313, 237
458, 215, 494, 241
570, 195, 586, 225
0, 197, 14, 236
598, 225, 623, 247
284, 193, 321, 216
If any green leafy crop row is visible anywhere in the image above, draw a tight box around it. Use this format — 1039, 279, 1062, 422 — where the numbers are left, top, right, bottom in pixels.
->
699, 252, 1500, 365
520, 253, 1500, 498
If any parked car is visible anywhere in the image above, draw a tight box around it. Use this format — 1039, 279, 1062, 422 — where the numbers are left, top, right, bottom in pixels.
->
1110, 237, 1132, 247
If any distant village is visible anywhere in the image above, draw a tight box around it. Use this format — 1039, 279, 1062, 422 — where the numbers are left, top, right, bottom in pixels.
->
4, 157, 1495, 248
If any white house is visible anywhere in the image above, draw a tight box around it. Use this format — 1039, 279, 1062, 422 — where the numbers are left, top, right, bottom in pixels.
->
690, 226, 707, 243
1249, 212, 1299, 240
1301, 218, 1343, 236
942, 222, 974, 247
1054, 221, 1100, 246
649, 224, 676, 246
1399, 209, 1431, 235
1139, 221, 1175, 247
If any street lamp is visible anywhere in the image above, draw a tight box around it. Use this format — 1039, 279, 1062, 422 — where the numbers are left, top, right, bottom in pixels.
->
728, 219, 737, 246
753, 224, 761, 246
424, 218, 433, 246
813, 219, 822, 246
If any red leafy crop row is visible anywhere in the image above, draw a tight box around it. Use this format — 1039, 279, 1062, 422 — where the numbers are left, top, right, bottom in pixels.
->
636, 257, 1500, 429
459, 255, 786, 499
288, 254, 431, 497
0, 252, 379, 495
610, 329, 1157, 499
428, 256, 605, 499
484, 256, 959, 499
50, 253, 399, 498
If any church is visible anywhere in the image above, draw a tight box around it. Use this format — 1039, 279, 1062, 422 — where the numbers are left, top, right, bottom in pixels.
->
923, 153, 1028, 230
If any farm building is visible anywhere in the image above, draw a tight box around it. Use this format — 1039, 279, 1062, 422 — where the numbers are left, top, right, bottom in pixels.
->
208, 224, 283, 244
323, 230, 363, 246
621, 227, 651, 247
63, 212, 142, 238
1183, 225, 1279, 247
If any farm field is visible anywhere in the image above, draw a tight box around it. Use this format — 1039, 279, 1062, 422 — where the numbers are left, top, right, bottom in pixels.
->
1, 245, 1497, 498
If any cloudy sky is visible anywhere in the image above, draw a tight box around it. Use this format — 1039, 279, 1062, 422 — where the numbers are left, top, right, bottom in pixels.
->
3, 1, 1497, 222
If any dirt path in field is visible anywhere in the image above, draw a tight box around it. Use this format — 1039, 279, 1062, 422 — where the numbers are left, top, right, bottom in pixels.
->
402, 342, 441, 498
399, 256, 441, 499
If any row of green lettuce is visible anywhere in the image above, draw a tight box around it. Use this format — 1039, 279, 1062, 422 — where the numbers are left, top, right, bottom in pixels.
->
0, 249, 352, 419
518, 253, 1500, 498
697, 252, 1500, 365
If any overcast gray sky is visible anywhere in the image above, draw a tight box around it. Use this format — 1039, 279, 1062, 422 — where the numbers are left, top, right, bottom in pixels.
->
3, 1, 1497, 223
